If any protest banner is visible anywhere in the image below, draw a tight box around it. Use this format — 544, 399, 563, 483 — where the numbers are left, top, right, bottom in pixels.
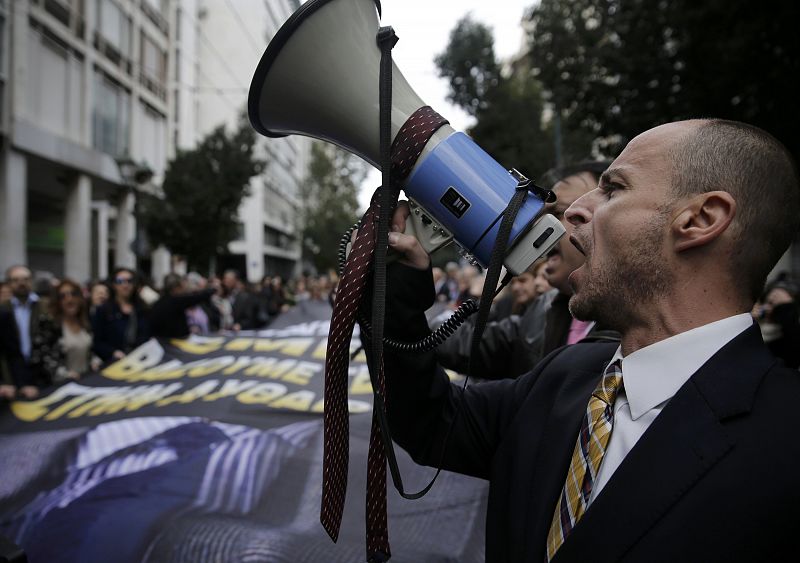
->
0, 300, 487, 562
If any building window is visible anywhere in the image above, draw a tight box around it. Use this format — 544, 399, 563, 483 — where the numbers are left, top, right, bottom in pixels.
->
94, 0, 130, 57
139, 101, 166, 175
92, 69, 130, 156
141, 0, 168, 34
264, 226, 293, 249
140, 33, 166, 98
26, 27, 84, 141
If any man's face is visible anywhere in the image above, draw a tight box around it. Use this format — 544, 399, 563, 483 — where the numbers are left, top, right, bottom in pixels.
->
565, 123, 691, 330
510, 272, 538, 306
222, 273, 237, 291
532, 264, 551, 296
7, 267, 32, 300
113, 271, 135, 300
544, 172, 597, 294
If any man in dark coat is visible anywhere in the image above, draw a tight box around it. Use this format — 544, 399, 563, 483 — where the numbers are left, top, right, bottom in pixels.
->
380, 119, 800, 562
149, 274, 216, 339
0, 265, 42, 398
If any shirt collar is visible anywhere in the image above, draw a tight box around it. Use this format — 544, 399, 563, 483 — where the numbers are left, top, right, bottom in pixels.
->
11, 293, 39, 307
608, 313, 754, 420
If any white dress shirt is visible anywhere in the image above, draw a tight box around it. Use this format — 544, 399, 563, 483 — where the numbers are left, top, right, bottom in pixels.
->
588, 313, 754, 504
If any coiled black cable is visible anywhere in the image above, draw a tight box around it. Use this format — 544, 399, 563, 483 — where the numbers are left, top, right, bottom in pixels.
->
337, 221, 495, 353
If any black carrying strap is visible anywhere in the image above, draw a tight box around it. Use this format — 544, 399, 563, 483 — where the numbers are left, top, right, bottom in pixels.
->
370, 26, 435, 501
468, 180, 531, 376
368, 26, 540, 503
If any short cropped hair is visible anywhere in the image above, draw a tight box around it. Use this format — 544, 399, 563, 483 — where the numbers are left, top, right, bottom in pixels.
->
668, 120, 800, 301
163, 273, 184, 294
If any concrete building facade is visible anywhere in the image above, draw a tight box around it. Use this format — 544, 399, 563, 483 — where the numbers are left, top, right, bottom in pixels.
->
0, 0, 172, 284
0, 0, 308, 286
173, 0, 309, 283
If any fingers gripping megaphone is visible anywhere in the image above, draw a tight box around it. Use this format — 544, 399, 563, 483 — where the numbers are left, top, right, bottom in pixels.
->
248, 0, 565, 274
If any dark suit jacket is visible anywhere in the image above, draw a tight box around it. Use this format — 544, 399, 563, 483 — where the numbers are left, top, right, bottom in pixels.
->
0, 307, 27, 387
149, 289, 215, 339
382, 264, 799, 562
0, 299, 42, 386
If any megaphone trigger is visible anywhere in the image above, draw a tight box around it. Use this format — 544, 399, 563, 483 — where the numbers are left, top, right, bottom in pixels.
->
403, 199, 454, 257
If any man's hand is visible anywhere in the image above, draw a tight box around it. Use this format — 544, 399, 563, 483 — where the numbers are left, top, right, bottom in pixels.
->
0, 385, 15, 400
388, 201, 431, 270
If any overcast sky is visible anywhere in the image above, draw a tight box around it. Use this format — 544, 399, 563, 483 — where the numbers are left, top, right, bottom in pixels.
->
355, 0, 536, 208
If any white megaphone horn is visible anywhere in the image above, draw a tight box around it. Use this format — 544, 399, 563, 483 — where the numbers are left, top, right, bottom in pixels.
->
248, 0, 564, 274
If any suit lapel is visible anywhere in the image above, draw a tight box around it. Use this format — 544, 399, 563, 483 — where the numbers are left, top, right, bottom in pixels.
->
523, 359, 611, 559
552, 325, 775, 562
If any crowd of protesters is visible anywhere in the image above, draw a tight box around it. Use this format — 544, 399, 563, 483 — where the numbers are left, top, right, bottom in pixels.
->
0, 264, 340, 401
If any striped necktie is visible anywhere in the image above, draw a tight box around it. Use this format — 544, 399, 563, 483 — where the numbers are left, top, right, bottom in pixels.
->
546, 360, 623, 561
320, 106, 448, 562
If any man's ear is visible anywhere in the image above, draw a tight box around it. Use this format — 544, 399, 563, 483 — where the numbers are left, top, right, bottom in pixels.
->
671, 191, 736, 252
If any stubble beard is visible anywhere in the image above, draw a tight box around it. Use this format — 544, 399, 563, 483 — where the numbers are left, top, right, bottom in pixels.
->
569, 214, 673, 332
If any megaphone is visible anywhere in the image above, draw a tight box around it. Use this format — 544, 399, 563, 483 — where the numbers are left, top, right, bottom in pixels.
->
248, 0, 564, 274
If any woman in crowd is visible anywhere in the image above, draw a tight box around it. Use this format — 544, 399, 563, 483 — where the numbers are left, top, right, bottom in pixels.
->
31, 279, 99, 384
88, 282, 110, 315
92, 267, 151, 363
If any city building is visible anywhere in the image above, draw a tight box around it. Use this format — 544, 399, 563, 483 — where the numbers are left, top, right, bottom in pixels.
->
0, 0, 309, 287
0, 0, 172, 284
173, 0, 309, 283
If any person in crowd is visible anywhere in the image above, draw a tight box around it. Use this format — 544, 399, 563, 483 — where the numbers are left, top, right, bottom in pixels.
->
753, 277, 800, 368
89, 282, 110, 315
149, 273, 217, 339
220, 269, 260, 330
91, 267, 150, 363
33, 274, 57, 305
266, 276, 289, 318
378, 119, 800, 560
185, 272, 220, 334
492, 260, 553, 321
308, 277, 329, 302
292, 277, 311, 303
436, 162, 615, 379
454, 265, 480, 306
432, 267, 451, 303
209, 275, 234, 331
443, 261, 460, 301
0, 306, 26, 400
30, 279, 99, 384
0, 281, 12, 305
0, 265, 43, 398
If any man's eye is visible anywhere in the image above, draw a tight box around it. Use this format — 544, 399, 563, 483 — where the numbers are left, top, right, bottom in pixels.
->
600, 183, 621, 197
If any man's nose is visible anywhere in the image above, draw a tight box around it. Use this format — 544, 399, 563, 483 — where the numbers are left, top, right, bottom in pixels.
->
564, 191, 594, 226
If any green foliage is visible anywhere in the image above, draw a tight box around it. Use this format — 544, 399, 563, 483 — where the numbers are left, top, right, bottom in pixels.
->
525, 0, 800, 156
434, 15, 502, 116
470, 73, 555, 178
435, 16, 557, 181
139, 112, 263, 271
301, 142, 365, 273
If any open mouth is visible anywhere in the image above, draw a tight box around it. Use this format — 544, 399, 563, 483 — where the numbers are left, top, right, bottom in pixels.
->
569, 235, 586, 256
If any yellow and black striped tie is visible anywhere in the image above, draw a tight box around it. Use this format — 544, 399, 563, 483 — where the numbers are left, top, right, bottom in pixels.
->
545, 360, 623, 561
